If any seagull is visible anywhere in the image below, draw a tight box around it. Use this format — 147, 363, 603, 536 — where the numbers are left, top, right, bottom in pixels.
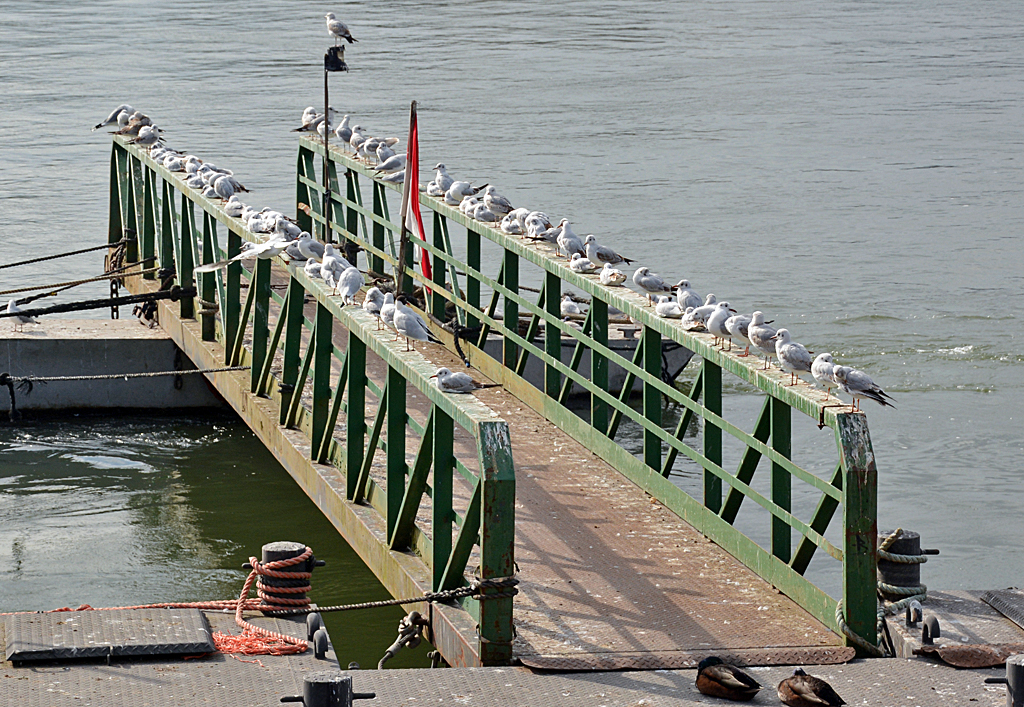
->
304, 257, 324, 280
335, 114, 352, 146
128, 125, 162, 147
499, 211, 524, 235
333, 266, 364, 305
374, 154, 406, 174
482, 186, 514, 215
569, 252, 599, 274
633, 267, 673, 304
560, 294, 582, 316
325, 13, 357, 44
433, 163, 454, 192
295, 233, 325, 261
556, 220, 585, 259
748, 311, 778, 370
444, 181, 486, 205
7, 300, 37, 332
380, 292, 398, 336
194, 237, 296, 273
379, 170, 404, 184
320, 243, 349, 294
811, 353, 836, 400
393, 297, 440, 351
832, 366, 896, 413
772, 329, 813, 386
706, 302, 738, 346
349, 125, 368, 152
724, 312, 753, 355
93, 104, 135, 131
655, 295, 683, 319
430, 367, 499, 394
599, 262, 627, 286
362, 286, 385, 329
376, 141, 396, 164
675, 280, 703, 310
584, 234, 635, 267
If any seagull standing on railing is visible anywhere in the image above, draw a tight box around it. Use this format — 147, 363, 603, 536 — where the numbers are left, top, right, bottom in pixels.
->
393, 297, 441, 352
685, 294, 718, 329
482, 186, 514, 216
569, 253, 599, 274
363, 287, 385, 329
320, 243, 350, 295
706, 302, 738, 347
556, 220, 585, 259
633, 267, 673, 304
747, 311, 778, 369
771, 328, 813, 386
655, 296, 683, 319
812, 353, 836, 400
380, 292, 398, 337
433, 164, 454, 192
724, 312, 753, 355
584, 234, 635, 267
831, 366, 896, 412
92, 104, 135, 131
675, 280, 703, 311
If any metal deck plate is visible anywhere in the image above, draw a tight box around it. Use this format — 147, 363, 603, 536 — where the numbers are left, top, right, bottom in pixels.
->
4, 608, 214, 663
982, 588, 1024, 632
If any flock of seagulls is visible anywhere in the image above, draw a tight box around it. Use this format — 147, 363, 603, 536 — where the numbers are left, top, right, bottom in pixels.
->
82, 10, 894, 414
695, 656, 846, 705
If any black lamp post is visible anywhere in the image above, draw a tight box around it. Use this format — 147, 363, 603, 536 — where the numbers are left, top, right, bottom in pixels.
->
322, 46, 348, 246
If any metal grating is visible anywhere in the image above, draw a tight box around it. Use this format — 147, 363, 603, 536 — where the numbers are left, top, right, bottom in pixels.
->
4, 608, 215, 663
518, 646, 855, 671
982, 588, 1024, 632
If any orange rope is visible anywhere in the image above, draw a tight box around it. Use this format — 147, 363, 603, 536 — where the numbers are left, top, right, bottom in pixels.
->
0, 547, 318, 658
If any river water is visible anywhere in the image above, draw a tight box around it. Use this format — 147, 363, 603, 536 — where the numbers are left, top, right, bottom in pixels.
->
1, 0, 1022, 659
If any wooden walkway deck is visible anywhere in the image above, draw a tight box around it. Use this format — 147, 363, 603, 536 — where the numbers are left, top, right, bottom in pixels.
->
129, 272, 851, 669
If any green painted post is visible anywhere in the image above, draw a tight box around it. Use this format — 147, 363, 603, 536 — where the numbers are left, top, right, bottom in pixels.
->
544, 271, 561, 397
642, 325, 662, 471
177, 195, 195, 320
837, 412, 878, 654
703, 360, 723, 513
345, 332, 366, 500
771, 396, 792, 562
125, 155, 141, 263
159, 181, 176, 279
386, 365, 407, 539
224, 230, 242, 363
250, 258, 271, 394
371, 182, 387, 276
432, 407, 454, 591
431, 212, 448, 321
200, 213, 217, 342
108, 145, 124, 245
345, 171, 360, 261
311, 302, 333, 454
466, 228, 480, 330
476, 420, 516, 666
503, 251, 519, 370
591, 296, 609, 434
141, 167, 157, 279
277, 276, 305, 420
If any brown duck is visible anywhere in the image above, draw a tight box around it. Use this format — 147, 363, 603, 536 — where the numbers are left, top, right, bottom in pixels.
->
777, 668, 845, 706
695, 656, 761, 701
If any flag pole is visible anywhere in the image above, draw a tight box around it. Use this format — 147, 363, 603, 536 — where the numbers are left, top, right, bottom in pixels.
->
396, 100, 417, 295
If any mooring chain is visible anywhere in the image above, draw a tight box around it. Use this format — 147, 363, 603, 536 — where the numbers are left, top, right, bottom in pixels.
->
263, 575, 520, 616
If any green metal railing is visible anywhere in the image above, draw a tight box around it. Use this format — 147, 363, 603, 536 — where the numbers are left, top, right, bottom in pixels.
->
298, 136, 878, 652
107, 136, 516, 665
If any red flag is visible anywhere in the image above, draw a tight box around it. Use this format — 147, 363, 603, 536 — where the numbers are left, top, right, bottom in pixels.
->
401, 103, 432, 283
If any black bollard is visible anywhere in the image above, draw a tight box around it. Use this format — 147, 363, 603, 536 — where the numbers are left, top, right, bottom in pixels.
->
985, 653, 1024, 707
260, 541, 312, 606
878, 530, 936, 601
281, 671, 376, 707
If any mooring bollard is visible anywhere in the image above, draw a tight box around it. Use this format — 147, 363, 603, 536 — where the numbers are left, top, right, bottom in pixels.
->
877, 529, 938, 601
280, 671, 376, 707
984, 653, 1024, 707
255, 541, 324, 607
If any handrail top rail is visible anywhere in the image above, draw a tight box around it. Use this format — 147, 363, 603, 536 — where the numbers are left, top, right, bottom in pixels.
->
301, 136, 858, 431
116, 136, 511, 439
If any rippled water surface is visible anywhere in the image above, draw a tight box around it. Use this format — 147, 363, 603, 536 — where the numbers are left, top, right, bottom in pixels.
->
0, 0, 1022, 630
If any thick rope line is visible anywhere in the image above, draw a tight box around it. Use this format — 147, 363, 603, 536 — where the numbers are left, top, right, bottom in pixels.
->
0, 237, 135, 271
0, 266, 162, 297
0, 286, 195, 319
